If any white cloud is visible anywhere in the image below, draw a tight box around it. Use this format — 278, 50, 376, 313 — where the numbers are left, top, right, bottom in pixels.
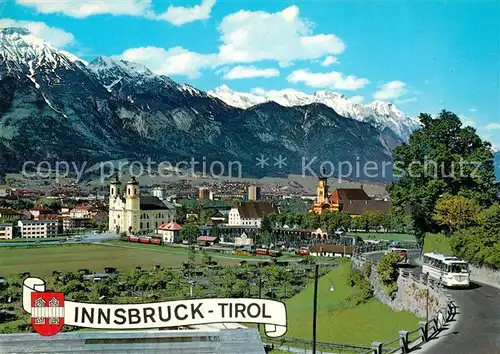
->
0, 18, 75, 47
108, 5, 352, 78
251, 87, 266, 96
287, 69, 369, 90
155, 0, 216, 26
469, 108, 477, 112
217, 5, 345, 64
115, 46, 216, 78
394, 97, 418, 105
373, 81, 408, 100
279, 61, 294, 68
321, 56, 338, 67
15, 0, 152, 18
347, 96, 365, 104
223, 66, 279, 80
15, 0, 214, 26
485, 123, 500, 131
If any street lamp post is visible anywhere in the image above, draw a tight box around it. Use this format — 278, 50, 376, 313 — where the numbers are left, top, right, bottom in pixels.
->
425, 275, 429, 323
312, 264, 319, 354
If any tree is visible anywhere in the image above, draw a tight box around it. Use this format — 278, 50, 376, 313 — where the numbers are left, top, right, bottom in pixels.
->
388, 110, 497, 246
359, 213, 371, 232
338, 213, 352, 231
479, 203, 500, 233
365, 211, 385, 231
187, 246, 197, 268
376, 252, 401, 297
303, 212, 320, 229
450, 203, 500, 269
180, 223, 199, 244
433, 195, 480, 233
201, 250, 212, 266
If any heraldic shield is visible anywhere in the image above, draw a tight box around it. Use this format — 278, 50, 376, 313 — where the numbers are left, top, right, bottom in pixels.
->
30, 291, 65, 336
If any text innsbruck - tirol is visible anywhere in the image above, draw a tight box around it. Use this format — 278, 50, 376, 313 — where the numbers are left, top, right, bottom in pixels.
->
23, 278, 288, 337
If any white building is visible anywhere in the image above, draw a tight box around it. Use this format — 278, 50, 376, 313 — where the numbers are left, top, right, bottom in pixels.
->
18, 220, 58, 238
228, 201, 278, 227
108, 176, 176, 235
0, 223, 13, 240
157, 222, 182, 243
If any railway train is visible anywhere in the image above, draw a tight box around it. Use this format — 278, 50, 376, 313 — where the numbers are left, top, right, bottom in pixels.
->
123, 235, 163, 245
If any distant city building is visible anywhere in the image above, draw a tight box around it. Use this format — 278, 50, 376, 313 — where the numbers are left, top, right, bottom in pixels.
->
198, 187, 212, 200
228, 201, 278, 227
63, 218, 92, 231
247, 185, 261, 201
108, 175, 176, 235
18, 219, 58, 238
69, 205, 91, 219
29, 204, 56, 220
0, 208, 21, 220
152, 187, 167, 200
0, 223, 13, 240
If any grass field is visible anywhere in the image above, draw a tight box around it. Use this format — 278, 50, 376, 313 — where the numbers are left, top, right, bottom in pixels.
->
352, 232, 415, 242
282, 261, 421, 345
0, 243, 246, 276
423, 233, 453, 255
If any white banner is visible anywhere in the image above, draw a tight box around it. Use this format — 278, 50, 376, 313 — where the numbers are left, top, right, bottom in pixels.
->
23, 277, 287, 337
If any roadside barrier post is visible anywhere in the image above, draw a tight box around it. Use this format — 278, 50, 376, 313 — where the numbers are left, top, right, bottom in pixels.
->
371, 341, 383, 354
418, 321, 429, 342
399, 330, 409, 353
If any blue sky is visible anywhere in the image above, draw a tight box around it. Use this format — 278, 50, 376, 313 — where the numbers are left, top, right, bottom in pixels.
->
1, 0, 499, 148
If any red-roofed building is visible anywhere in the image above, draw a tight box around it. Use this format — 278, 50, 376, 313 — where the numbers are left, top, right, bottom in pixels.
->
70, 204, 91, 218
197, 235, 218, 246
30, 204, 55, 219
157, 222, 182, 244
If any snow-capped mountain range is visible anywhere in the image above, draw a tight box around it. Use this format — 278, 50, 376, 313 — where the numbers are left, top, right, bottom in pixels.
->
209, 85, 421, 143
0, 27, 416, 181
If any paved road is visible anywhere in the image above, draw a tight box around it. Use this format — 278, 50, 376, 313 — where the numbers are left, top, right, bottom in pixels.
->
422, 283, 500, 354
365, 250, 500, 354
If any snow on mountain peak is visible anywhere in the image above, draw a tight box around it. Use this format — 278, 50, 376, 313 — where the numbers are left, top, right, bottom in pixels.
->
208, 85, 421, 142
88, 56, 153, 77
0, 26, 86, 73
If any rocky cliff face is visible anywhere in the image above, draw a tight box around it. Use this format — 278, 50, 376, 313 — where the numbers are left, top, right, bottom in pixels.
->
0, 28, 398, 181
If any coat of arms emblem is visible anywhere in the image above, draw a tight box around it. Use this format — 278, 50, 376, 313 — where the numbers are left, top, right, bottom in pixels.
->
30, 292, 65, 336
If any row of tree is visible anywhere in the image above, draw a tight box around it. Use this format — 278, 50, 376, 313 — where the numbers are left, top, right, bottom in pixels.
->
262, 210, 413, 234
387, 110, 499, 268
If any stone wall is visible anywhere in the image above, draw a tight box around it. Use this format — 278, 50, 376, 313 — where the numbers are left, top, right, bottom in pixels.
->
352, 258, 448, 319
470, 265, 500, 289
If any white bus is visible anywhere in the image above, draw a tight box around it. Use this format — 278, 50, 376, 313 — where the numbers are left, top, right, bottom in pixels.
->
422, 252, 470, 288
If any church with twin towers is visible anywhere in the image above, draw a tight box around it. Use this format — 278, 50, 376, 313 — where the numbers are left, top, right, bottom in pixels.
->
108, 175, 176, 235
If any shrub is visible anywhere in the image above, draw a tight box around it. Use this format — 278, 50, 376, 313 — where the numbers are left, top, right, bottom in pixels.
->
347, 268, 364, 287
362, 263, 372, 278
376, 252, 400, 297
347, 267, 373, 305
